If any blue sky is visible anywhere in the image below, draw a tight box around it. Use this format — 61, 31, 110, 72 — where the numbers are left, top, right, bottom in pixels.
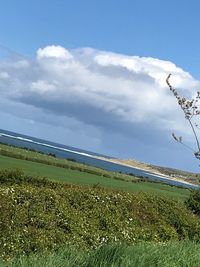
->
1, 0, 200, 77
1, 0, 200, 171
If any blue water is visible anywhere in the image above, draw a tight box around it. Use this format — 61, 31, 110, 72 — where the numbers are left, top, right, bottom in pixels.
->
0, 129, 199, 189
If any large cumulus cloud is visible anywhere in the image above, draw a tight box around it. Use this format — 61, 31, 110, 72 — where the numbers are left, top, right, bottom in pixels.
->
0, 45, 199, 170
1, 45, 199, 130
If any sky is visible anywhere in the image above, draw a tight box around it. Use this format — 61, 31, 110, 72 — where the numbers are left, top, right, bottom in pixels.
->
1, 0, 200, 172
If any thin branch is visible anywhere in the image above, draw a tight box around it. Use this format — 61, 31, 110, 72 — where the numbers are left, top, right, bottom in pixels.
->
188, 118, 200, 151
166, 74, 200, 154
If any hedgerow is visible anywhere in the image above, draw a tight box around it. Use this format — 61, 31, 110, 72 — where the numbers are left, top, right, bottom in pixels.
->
0, 169, 199, 259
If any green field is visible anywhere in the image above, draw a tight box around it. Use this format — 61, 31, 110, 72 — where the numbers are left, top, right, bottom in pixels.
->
0, 154, 190, 200
0, 143, 138, 182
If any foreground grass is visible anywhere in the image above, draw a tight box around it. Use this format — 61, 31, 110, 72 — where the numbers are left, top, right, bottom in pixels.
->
0, 155, 189, 200
1, 242, 200, 267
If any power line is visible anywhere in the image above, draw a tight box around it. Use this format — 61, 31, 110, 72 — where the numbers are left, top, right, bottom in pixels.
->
0, 43, 31, 60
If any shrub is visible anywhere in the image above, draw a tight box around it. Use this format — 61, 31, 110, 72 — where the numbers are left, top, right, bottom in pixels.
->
0, 169, 58, 188
185, 190, 200, 216
0, 169, 200, 259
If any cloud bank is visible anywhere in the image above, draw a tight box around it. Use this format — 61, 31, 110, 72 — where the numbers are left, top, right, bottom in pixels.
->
0, 45, 199, 169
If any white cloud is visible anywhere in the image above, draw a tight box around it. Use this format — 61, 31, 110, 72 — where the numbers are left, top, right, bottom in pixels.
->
30, 80, 56, 93
0, 45, 199, 140
0, 71, 9, 79
37, 45, 73, 60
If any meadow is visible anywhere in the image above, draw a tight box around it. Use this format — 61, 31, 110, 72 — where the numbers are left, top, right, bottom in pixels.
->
0, 143, 190, 201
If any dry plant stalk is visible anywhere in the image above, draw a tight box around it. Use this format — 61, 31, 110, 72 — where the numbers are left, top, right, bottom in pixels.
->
166, 74, 200, 159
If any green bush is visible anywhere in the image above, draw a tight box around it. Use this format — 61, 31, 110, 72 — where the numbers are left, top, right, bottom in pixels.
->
0, 169, 57, 188
185, 190, 200, 216
0, 169, 199, 259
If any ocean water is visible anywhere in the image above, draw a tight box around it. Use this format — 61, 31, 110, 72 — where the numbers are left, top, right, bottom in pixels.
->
0, 129, 198, 189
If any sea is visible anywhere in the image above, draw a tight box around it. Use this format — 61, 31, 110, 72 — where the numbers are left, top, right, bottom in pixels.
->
0, 128, 199, 189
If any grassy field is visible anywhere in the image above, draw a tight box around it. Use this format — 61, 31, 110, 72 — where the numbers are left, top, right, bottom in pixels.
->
0, 143, 139, 182
0, 154, 190, 200
1, 242, 200, 267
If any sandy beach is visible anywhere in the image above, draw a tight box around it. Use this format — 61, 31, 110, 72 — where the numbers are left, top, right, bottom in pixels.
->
94, 156, 198, 186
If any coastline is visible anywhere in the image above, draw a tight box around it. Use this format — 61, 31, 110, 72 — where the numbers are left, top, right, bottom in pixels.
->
0, 130, 199, 188
93, 156, 198, 187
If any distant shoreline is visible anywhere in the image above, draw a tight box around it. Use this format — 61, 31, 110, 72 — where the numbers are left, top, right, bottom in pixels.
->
93, 156, 199, 188
0, 130, 199, 189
